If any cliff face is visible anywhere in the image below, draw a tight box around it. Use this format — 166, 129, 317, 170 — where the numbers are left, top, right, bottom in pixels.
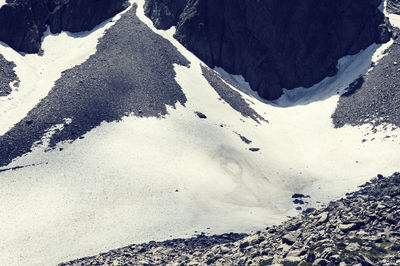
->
145, 0, 391, 100
0, 0, 129, 53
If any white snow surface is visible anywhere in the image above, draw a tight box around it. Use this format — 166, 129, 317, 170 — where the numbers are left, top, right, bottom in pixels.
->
388, 13, 400, 28
0, 0, 400, 265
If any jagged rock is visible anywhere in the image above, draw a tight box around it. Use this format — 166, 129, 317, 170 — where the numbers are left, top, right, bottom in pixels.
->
145, 0, 390, 100
359, 254, 374, 266
388, 0, 400, 14
282, 234, 297, 245
320, 247, 333, 259
305, 251, 316, 262
194, 111, 207, 119
317, 212, 329, 224
0, 0, 129, 53
281, 256, 301, 265
330, 254, 341, 264
303, 208, 316, 214
345, 242, 360, 252
313, 258, 329, 266
292, 193, 307, 199
338, 223, 359, 232
285, 222, 302, 232
239, 241, 249, 249
258, 256, 273, 265
293, 199, 305, 204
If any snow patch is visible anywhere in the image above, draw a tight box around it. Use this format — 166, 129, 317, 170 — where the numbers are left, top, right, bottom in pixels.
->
388, 13, 400, 28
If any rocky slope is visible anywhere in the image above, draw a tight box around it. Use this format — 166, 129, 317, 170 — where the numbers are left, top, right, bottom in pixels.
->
332, 29, 400, 130
0, 4, 189, 168
60, 173, 400, 265
0, 54, 18, 96
0, 0, 129, 53
144, 0, 391, 100
332, 1, 400, 130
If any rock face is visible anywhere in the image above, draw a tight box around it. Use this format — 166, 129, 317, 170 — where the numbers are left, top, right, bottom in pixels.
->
0, 0, 130, 53
145, 0, 391, 100
60, 173, 400, 265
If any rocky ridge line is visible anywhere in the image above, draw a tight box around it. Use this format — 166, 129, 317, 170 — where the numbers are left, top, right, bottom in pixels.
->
60, 173, 400, 265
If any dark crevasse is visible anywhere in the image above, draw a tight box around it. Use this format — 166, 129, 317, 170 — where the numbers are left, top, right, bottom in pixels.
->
145, 0, 392, 100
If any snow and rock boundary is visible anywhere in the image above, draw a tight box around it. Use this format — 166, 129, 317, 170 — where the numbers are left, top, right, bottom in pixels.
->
0, 0, 129, 53
144, 0, 391, 100
59, 172, 400, 265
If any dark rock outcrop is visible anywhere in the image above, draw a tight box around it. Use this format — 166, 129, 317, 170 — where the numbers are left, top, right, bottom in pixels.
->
201, 65, 266, 123
0, 54, 19, 96
145, 0, 391, 100
0, 0, 130, 53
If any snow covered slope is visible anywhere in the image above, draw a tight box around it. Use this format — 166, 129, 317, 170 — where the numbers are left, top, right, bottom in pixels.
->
0, 0, 399, 265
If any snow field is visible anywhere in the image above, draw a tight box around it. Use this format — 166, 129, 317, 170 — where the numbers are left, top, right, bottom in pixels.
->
0, 0, 400, 265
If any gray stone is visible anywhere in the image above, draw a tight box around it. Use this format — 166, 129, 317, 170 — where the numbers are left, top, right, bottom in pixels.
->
338, 223, 358, 232
282, 234, 297, 245
345, 242, 360, 252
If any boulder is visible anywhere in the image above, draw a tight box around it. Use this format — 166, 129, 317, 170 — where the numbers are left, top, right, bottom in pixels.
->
282, 234, 297, 245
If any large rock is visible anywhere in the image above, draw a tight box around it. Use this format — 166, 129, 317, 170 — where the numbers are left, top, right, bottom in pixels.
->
0, 0, 130, 53
145, 0, 391, 100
